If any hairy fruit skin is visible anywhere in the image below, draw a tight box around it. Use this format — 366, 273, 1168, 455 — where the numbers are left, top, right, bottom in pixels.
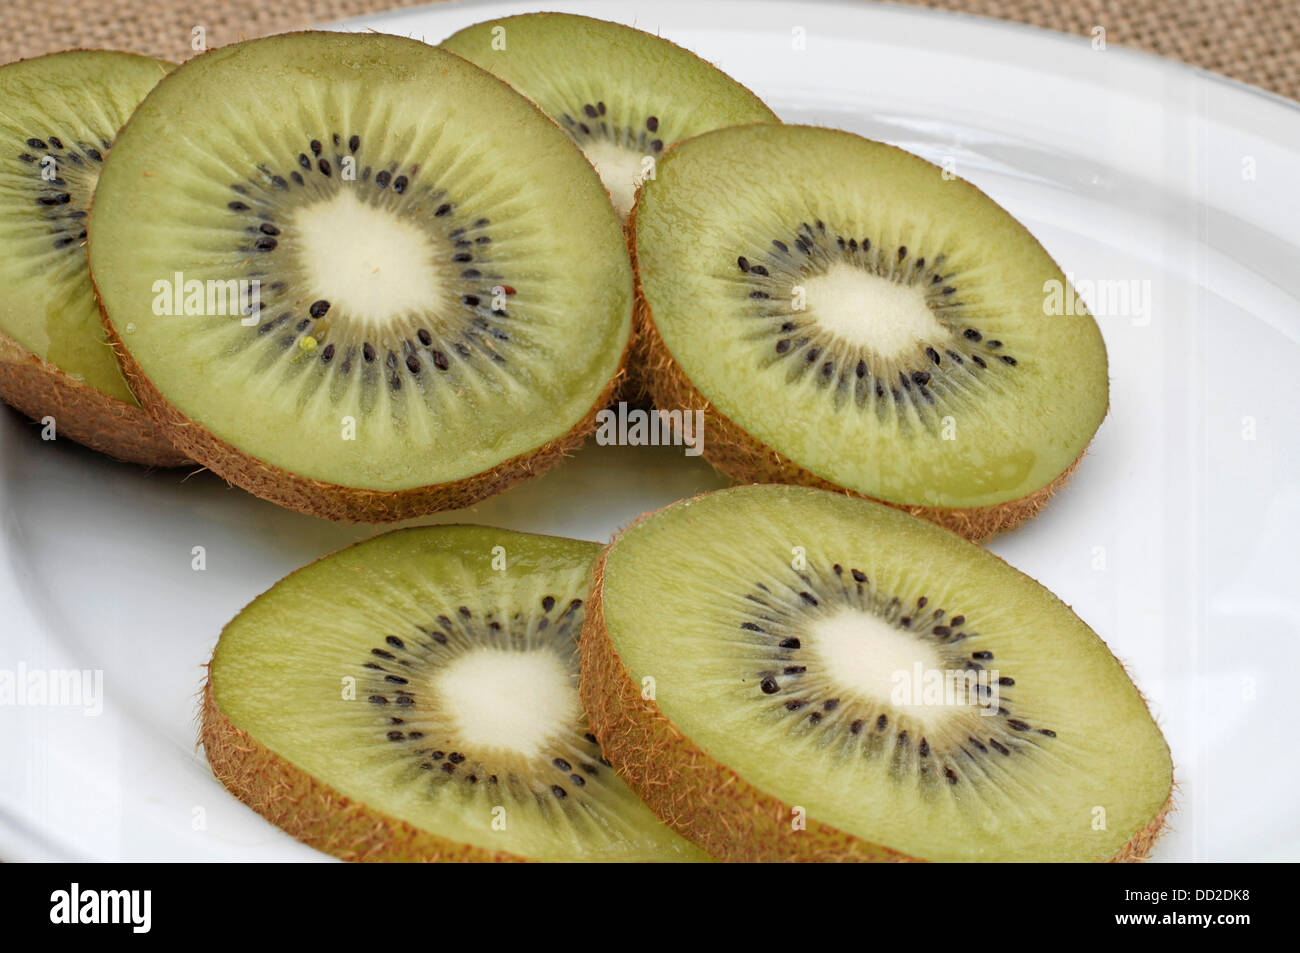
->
0, 328, 188, 467
200, 677, 523, 862
100, 296, 627, 522
579, 500, 1172, 862
623, 185, 1098, 544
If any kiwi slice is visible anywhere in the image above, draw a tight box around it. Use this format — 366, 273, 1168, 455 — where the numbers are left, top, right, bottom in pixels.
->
203, 524, 705, 862
632, 125, 1109, 540
582, 485, 1173, 861
0, 50, 185, 466
441, 12, 778, 218
89, 32, 632, 522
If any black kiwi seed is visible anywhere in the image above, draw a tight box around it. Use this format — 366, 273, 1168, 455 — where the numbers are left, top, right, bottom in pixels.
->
362, 343, 376, 362
228, 201, 249, 211
876, 714, 888, 731
309, 299, 330, 318
551, 785, 567, 799
760, 677, 779, 694
393, 175, 408, 194
431, 350, 449, 371
310, 139, 322, 155
972, 650, 992, 660
376, 169, 391, 188
417, 329, 432, 346
964, 328, 982, 341
850, 719, 864, 734
349, 134, 360, 152
298, 153, 310, 169
851, 569, 867, 583
779, 637, 800, 649
647, 116, 659, 131
318, 159, 331, 176
405, 354, 420, 373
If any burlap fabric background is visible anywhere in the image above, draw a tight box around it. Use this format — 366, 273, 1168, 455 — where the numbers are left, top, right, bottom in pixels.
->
0, 0, 1296, 100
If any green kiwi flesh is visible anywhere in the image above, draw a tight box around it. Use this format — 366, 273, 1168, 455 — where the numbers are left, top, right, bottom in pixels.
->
441, 13, 778, 217
88, 33, 632, 517
633, 124, 1109, 518
0, 50, 184, 464
588, 485, 1172, 861
204, 524, 705, 862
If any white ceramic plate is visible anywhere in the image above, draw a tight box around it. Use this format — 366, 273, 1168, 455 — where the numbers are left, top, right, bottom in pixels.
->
2, 0, 1297, 862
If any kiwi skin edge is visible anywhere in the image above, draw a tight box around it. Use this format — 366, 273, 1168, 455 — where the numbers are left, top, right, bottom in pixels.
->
95, 286, 628, 523
0, 327, 189, 467
578, 498, 1174, 863
624, 199, 1097, 544
199, 677, 523, 862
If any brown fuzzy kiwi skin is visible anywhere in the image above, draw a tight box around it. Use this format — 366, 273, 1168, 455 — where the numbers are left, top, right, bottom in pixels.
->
578, 497, 1174, 863
0, 328, 188, 467
199, 676, 522, 862
623, 200, 1096, 544
96, 288, 627, 522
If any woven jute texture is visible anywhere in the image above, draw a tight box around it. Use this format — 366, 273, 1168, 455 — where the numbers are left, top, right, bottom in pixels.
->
0, 0, 1296, 100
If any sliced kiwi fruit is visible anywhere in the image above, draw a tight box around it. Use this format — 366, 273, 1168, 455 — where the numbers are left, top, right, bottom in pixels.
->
89, 32, 632, 522
441, 12, 778, 219
582, 484, 1172, 861
631, 125, 1109, 540
0, 50, 186, 466
203, 524, 705, 862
